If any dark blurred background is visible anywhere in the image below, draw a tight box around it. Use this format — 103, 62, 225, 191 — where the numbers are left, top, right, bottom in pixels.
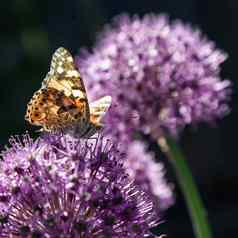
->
0, 0, 237, 237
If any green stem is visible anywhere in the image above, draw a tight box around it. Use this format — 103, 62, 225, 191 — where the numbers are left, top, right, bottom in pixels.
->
158, 137, 212, 238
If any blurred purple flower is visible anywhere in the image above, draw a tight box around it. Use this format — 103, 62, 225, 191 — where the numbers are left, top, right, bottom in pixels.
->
125, 141, 174, 211
0, 133, 158, 238
76, 14, 231, 139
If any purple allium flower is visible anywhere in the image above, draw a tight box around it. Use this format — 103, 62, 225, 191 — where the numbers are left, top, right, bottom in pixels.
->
125, 141, 174, 211
76, 14, 231, 139
0, 133, 158, 237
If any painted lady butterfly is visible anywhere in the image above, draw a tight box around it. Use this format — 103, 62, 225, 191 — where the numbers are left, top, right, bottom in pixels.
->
25, 47, 111, 138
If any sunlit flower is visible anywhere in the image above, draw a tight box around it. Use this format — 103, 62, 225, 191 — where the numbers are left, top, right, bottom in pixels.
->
77, 14, 231, 139
0, 133, 158, 237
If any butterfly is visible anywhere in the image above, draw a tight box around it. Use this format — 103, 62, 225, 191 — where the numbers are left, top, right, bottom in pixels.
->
25, 47, 111, 138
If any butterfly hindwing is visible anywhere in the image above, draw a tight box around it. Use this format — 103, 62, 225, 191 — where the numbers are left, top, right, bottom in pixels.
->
89, 96, 112, 126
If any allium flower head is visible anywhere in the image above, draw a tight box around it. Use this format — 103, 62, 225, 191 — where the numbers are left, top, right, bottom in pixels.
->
77, 14, 231, 139
0, 133, 158, 237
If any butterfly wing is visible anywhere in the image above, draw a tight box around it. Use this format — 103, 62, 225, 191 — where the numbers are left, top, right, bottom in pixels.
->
43, 47, 86, 90
25, 88, 74, 131
25, 47, 90, 132
43, 47, 90, 120
69, 96, 112, 138
89, 96, 112, 126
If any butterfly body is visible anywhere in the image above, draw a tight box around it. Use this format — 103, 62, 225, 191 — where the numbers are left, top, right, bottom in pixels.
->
25, 47, 111, 138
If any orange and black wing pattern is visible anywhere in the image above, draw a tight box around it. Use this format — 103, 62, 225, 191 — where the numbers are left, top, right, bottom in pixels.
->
25, 47, 90, 131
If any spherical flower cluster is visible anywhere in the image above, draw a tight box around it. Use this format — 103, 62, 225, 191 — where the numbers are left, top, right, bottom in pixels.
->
77, 14, 231, 139
0, 133, 158, 238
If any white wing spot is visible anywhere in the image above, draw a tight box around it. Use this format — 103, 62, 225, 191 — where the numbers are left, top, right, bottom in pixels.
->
67, 56, 73, 62
57, 67, 64, 74
72, 89, 84, 98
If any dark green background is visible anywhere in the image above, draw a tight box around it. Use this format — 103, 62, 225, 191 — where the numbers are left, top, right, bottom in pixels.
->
0, 0, 237, 237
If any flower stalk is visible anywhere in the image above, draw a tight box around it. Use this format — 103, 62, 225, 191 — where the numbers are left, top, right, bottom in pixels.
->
158, 137, 212, 238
